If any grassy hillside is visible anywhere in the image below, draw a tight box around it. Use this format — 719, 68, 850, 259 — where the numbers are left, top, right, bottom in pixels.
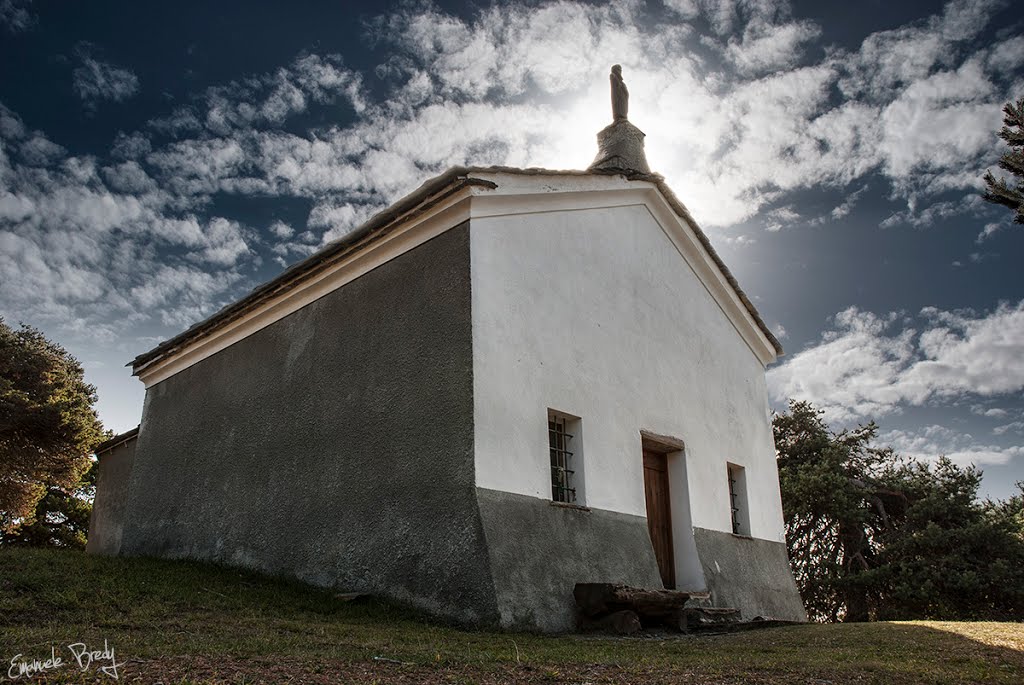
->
1, 548, 1022, 684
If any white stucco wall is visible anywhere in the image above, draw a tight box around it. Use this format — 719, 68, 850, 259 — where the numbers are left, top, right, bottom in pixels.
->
469, 184, 786, 547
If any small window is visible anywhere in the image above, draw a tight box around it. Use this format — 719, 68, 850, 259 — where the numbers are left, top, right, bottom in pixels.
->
727, 463, 750, 536
548, 410, 582, 504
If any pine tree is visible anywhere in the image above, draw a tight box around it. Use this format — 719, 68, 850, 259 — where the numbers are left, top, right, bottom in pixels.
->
0, 319, 106, 537
775, 400, 1024, 622
1, 462, 96, 548
983, 98, 1024, 223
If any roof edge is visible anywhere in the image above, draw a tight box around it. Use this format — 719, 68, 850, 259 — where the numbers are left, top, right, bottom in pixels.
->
130, 165, 781, 374
95, 426, 140, 455
130, 167, 496, 373
647, 176, 783, 357
473, 166, 782, 356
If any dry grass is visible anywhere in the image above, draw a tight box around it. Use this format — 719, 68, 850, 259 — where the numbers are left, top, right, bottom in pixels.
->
1, 548, 1022, 684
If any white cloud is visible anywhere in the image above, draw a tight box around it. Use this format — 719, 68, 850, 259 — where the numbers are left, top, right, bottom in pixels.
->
1, 0, 1020, 381
146, 137, 249, 198
881, 194, 986, 228
0, 107, 253, 341
132, 0, 995, 231
110, 131, 151, 160
972, 405, 1009, 418
0, 104, 26, 140
987, 35, 1024, 74
969, 251, 988, 263
148, 107, 203, 136
976, 220, 1008, 243
720, 233, 757, 246
202, 54, 363, 134
838, 0, 1004, 101
187, 217, 252, 267
763, 205, 800, 232
93, 0, 1014, 236
73, 55, 140, 105
102, 160, 156, 194
767, 307, 916, 422
725, 18, 820, 76
129, 265, 246, 328
0, 0, 33, 32
901, 303, 1024, 398
19, 134, 64, 166
268, 220, 294, 239
827, 183, 869, 222
266, 220, 319, 267
877, 57, 999, 181
308, 201, 378, 244
882, 425, 1023, 467
374, 2, 644, 101
994, 421, 1024, 436
768, 301, 1024, 422
669, 0, 793, 36
663, 0, 700, 21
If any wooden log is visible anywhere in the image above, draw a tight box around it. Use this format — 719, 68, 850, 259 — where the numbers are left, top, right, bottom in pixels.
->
663, 607, 689, 633
574, 583, 707, 620
578, 609, 642, 635
574, 583, 794, 634
605, 610, 642, 635
574, 583, 617, 617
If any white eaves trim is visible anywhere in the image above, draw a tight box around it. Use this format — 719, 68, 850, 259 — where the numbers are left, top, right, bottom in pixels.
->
137, 189, 475, 388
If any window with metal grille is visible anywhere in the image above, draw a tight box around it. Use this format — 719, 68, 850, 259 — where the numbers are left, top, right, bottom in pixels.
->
548, 412, 577, 503
727, 463, 750, 536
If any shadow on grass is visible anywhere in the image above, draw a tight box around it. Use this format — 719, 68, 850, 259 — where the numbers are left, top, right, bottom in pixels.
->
1, 548, 1022, 684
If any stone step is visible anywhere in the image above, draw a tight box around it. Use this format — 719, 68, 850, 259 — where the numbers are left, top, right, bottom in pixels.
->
676, 606, 741, 633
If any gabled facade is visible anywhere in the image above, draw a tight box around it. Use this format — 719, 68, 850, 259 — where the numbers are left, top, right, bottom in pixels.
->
89, 167, 806, 631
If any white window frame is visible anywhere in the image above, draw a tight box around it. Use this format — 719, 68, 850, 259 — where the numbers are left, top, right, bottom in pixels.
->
727, 462, 750, 536
548, 409, 584, 505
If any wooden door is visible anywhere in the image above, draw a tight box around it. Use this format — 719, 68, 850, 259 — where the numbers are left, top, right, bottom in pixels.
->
643, 450, 675, 589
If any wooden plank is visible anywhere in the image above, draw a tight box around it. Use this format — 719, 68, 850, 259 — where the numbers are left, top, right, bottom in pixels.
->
575, 583, 703, 619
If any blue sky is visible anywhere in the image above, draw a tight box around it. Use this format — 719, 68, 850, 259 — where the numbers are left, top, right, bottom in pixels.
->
1, 0, 1023, 498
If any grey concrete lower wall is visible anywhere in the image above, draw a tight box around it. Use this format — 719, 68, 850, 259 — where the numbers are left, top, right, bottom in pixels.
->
692, 527, 807, 622
86, 438, 138, 556
118, 224, 500, 626
476, 487, 663, 632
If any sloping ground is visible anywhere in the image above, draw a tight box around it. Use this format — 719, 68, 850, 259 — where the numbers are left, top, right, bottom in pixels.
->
1, 548, 1021, 684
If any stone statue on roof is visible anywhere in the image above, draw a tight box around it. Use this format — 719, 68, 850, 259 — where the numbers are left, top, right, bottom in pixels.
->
589, 64, 650, 174
610, 64, 628, 121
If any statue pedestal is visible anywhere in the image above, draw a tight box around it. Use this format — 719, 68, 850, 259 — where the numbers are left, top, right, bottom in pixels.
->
589, 120, 651, 174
